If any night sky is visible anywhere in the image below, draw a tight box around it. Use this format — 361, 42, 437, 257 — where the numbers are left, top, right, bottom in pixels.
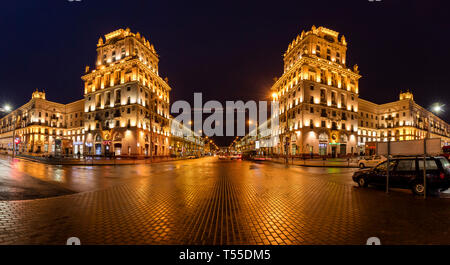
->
1, 0, 449, 146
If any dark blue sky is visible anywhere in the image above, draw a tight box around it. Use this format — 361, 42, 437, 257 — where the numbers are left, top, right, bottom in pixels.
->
1, 0, 449, 144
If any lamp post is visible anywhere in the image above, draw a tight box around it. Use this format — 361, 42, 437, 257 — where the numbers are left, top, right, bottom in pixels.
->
1, 105, 14, 156
385, 116, 394, 194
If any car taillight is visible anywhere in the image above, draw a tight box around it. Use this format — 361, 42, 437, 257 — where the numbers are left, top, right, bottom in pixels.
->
440, 173, 445, 180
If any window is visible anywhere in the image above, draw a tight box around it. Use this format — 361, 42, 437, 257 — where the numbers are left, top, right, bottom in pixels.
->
331, 122, 337, 130
439, 158, 450, 169
375, 160, 397, 171
418, 160, 439, 170
396, 160, 415, 171
321, 121, 326, 127
310, 85, 314, 90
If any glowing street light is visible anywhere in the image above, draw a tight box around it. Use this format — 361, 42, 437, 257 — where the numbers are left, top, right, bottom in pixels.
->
431, 103, 445, 114
2, 104, 12, 112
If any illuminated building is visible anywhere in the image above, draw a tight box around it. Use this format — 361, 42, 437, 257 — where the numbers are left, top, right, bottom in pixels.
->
170, 118, 205, 156
358, 91, 450, 154
271, 26, 360, 157
0, 90, 84, 156
237, 26, 450, 157
82, 28, 171, 156
0, 28, 204, 158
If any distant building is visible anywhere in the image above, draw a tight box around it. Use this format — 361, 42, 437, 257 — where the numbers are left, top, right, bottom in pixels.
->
0, 90, 84, 156
237, 26, 450, 157
358, 91, 450, 155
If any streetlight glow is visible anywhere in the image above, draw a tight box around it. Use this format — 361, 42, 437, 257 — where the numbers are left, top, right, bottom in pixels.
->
431, 103, 445, 114
3, 104, 11, 112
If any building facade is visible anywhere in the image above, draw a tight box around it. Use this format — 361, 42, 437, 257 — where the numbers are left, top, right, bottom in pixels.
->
0, 28, 204, 158
170, 119, 204, 157
82, 28, 171, 157
271, 26, 360, 157
0, 90, 84, 156
358, 91, 450, 155
236, 26, 450, 157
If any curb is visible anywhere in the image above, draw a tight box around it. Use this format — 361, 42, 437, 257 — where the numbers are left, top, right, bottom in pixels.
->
13, 155, 198, 166
259, 159, 359, 168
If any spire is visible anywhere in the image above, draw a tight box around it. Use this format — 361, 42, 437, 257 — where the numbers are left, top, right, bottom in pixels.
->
341, 35, 347, 46
97, 37, 104, 47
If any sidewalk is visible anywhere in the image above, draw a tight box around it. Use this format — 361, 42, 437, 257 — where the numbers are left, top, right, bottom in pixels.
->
14, 154, 199, 166
259, 157, 359, 168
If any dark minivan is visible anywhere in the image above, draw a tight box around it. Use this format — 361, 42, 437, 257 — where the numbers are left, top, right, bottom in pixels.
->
352, 156, 450, 195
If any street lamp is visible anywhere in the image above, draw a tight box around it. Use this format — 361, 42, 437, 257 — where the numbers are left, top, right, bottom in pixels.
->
431, 103, 445, 114
3, 104, 11, 112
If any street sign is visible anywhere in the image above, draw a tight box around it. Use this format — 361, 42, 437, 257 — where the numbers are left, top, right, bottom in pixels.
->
375, 138, 441, 156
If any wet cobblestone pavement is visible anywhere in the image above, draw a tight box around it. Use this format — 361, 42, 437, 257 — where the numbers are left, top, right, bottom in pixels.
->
0, 157, 449, 245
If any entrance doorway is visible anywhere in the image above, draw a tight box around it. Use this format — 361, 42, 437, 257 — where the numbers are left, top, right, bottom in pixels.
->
95, 144, 102, 155
331, 146, 337, 158
340, 144, 346, 156
319, 143, 327, 156
105, 145, 110, 156
114, 143, 122, 156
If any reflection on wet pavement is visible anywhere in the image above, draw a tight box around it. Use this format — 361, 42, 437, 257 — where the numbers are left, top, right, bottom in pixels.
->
0, 155, 449, 245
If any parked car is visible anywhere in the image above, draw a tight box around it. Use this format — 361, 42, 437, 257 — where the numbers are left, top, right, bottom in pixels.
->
358, 155, 386, 168
230, 153, 242, 160
352, 156, 450, 195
